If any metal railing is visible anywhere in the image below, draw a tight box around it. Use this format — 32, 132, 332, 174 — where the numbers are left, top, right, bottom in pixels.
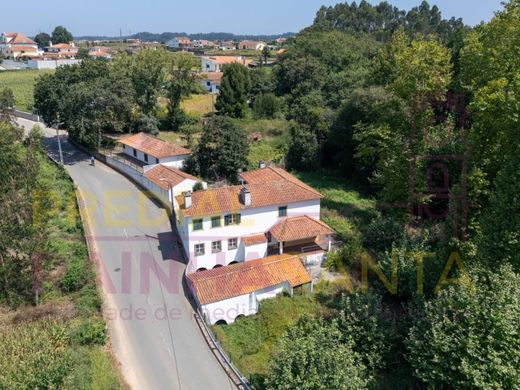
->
193, 308, 253, 390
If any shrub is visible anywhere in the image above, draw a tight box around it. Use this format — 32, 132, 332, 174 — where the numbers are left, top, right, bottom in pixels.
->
72, 318, 107, 346
252, 93, 282, 119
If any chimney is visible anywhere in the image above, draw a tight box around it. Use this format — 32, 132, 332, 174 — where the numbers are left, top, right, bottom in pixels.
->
258, 160, 266, 169
241, 187, 251, 206
183, 191, 192, 208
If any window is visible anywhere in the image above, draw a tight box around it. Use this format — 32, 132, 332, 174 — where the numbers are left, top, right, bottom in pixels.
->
194, 244, 205, 256
207, 81, 211, 86
228, 238, 238, 250
133, 148, 137, 157
212, 241, 222, 253
224, 213, 241, 226
211, 216, 221, 228
278, 206, 288, 217
144, 153, 149, 163
193, 219, 203, 231
156, 158, 159, 164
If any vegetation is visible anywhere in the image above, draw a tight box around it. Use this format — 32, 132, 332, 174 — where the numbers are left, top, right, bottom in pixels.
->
0, 69, 54, 112
52, 26, 74, 44
0, 121, 120, 388
214, 1, 520, 389
216, 63, 251, 118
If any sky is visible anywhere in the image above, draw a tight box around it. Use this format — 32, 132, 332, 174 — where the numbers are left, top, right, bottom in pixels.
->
6, 0, 504, 37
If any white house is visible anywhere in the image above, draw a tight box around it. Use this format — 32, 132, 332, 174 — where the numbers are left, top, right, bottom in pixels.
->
167, 37, 192, 50
187, 254, 312, 324
0, 32, 39, 59
44, 42, 78, 57
201, 72, 222, 93
200, 56, 252, 72
118, 132, 191, 169
175, 166, 334, 273
144, 164, 200, 203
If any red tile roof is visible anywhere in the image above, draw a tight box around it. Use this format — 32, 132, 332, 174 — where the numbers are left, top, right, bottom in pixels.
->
144, 165, 198, 190
240, 167, 322, 197
119, 132, 191, 159
187, 254, 311, 305
7, 32, 36, 45
5, 45, 37, 52
203, 72, 223, 84
202, 56, 252, 65
269, 215, 334, 242
176, 167, 322, 217
242, 233, 267, 246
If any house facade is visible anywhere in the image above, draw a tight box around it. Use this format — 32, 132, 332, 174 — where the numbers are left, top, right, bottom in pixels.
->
200, 56, 251, 72
118, 132, 191, 169
0, 32, 39, 58
175, 167, 334, 273
201, 72, 222, 93
187, 254, 312, 324
167, 37, 192, 50
44, 43, 78, 57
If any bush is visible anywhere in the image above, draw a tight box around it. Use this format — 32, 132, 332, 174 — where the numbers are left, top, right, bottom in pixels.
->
72, 318, 107, 346
252, 93, 282, 119
61, 260, 87, 293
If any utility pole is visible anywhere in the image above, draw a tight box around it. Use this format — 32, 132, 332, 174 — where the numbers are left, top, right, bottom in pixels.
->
54, 115, 64, 165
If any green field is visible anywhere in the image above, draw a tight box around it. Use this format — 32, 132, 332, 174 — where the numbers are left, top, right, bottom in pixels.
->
0, 69, 54, 112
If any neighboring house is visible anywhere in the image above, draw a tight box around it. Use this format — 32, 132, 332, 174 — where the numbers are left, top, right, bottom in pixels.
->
201, 72, 222, 93
175, 166, 334, 273
167, 36, 192, 50
239, 40, 266, 51
200, 56, 252, 72
44, 43, 78, 57
0, 32, 39, 58
89, 46, 112, 59
118, 132, 191, 169
193, 39, 217, 48
144, 164, 200, 202
218, 41, 236, 51
187, 254, 312, 324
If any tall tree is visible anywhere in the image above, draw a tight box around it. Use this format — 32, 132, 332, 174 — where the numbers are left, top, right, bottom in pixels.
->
215, 63, 250, 118
51, 26, 73, 44
0, 88, 15, 121
265, 315, 369, 389
188, 116, 249, 183
34, 32, 51, 48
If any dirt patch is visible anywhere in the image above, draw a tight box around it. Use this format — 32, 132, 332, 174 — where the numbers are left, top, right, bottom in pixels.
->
9, 299, 76, 325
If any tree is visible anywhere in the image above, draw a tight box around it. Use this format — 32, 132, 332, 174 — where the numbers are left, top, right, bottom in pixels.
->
136, 113, 159, 135
34, 32, 51, 48
252, 93, 281, 119
261, 45, 271, 65
190, 116, 249, 183
265, 315, 369, 390
0, 88, 15, 120
165, 52, 200, 130
406, 266, 520, 389
51, 26, 73, 44
215, 63, 250, 118
77, 47, 90, 60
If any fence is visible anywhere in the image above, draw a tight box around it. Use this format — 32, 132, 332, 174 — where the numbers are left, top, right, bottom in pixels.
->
11, 109, 39, 122
105, 156, 170, 208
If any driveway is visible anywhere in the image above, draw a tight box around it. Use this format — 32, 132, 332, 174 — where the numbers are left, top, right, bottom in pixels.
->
17, 118, 236, 390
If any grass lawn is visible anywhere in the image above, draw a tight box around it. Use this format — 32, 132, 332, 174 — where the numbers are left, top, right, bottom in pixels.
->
0, 69, 54, 112
294, 170, 377, 240
213, 295, 320, 388
180, 94, 215, 115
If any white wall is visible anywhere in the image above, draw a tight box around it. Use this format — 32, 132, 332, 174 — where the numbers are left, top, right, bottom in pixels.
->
181, 198, 321, 272
27, 59, 81, 69
245, 242, 267, 261
202, 282, 289, 324
201, 58, 220, 72
160, 155, 189, 169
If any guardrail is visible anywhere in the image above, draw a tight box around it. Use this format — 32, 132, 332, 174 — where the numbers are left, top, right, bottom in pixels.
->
192, 307, 253, 390
11, 109, 39, 122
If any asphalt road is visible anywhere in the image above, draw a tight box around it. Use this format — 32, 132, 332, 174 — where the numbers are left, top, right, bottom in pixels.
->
17, 118, 235, 390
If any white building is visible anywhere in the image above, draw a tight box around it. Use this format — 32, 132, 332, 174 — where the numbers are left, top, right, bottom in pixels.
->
175, 166, 334, 273
201, 72, 222, 93
166, 37, 192, 50
200, 56, 252, 72
0, 32, 39, 59
187, 254, 312, 324
239, 40, 266, 51
118, 132, 191, 169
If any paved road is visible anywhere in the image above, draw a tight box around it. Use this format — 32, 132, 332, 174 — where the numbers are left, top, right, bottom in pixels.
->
17, 118, 235, 390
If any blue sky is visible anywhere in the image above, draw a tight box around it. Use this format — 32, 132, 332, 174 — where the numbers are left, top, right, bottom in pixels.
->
7, 0, 504, 37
